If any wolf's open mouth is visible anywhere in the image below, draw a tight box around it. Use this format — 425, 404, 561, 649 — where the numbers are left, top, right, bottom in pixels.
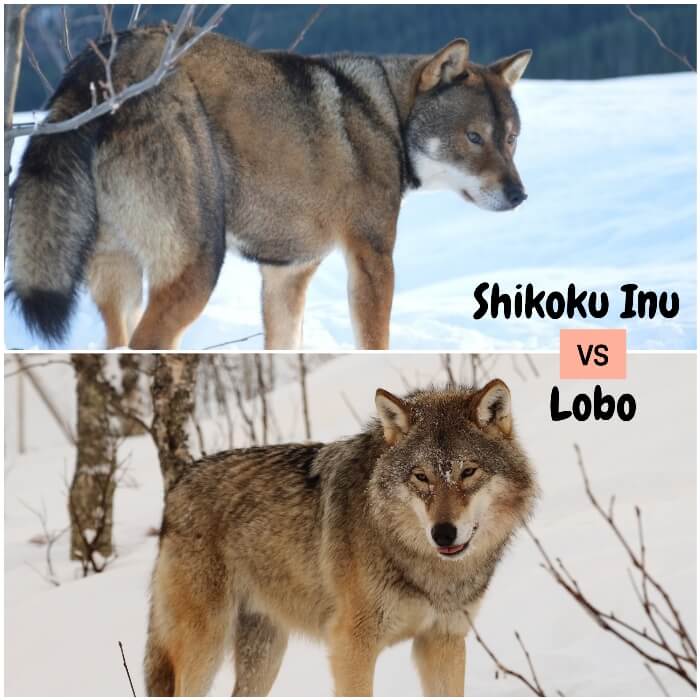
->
437, 542, 468, 556
436, 523, 479, 557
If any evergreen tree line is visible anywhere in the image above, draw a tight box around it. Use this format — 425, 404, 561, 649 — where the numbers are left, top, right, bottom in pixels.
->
16, 4, 697, 111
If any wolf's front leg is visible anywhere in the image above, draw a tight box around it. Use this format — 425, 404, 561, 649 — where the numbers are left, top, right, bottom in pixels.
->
343, 238, 395, 349
260, 261, 320, 349
412, 631, 466, 696
327, 611, 380, 696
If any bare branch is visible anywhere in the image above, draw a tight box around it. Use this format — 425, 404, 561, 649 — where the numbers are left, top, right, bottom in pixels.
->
6, 4, 231, 140
288, 5, 327, 52
118, 641, 136, 697
625, 5, 695, 72
523, 446, 696, 690
515, 630, 545, 693
525, 521, 694, 686
466, 612, 548, 696
13, 356, 76, 444
573, 444, 696, 661
128, 4, 142, 29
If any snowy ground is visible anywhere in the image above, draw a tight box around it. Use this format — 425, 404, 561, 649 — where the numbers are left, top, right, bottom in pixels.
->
4, 353, 696, 696
4, 73, 697, 351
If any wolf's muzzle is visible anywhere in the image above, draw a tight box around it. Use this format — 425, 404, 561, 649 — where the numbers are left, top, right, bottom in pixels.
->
505, 183, 527, 208
431, 522, 457, 546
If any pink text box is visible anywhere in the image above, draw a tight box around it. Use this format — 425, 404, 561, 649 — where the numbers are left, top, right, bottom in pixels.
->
560, 329, 627, 379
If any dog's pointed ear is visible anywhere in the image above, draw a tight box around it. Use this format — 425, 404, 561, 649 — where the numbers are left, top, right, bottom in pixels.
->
375, 388, 411, 445
418, 39, 470, 92
489, 49, 532, 88
471, 379, 512, 437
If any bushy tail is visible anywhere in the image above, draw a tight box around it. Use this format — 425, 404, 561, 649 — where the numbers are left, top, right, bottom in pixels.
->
6, 119, 99, 343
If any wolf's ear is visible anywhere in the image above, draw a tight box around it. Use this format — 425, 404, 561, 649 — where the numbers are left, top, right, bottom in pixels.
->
419, 39, 470, 92
489, 49, 532, 88
375, 389, 411, 445
472, 379, 512, 437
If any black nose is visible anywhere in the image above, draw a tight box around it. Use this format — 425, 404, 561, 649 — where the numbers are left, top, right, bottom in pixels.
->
431, 522, 457, 547
505, 184, 527, 208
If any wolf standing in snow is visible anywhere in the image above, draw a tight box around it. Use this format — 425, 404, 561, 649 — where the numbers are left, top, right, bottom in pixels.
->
7, 25, 531, 350
144, 379, 537, 696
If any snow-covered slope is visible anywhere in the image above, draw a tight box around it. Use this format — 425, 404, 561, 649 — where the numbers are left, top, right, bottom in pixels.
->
4, 73, 696, 350
4, 353, 696, 695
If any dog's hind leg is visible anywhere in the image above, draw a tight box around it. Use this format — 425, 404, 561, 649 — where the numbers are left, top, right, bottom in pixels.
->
88, 249, 143, 348
129, 257, 218, 350
260, 261, 320, 349
232, 606, 288, 696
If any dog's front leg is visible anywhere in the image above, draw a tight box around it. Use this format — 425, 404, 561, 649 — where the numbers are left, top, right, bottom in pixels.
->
412, 631, 466, 696
328, 610, 380, 696
343, 238, 394, 350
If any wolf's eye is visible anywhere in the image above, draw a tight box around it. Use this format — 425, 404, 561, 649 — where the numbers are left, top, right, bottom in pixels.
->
461, 467, 477, 479
467, 131, 483, 146
413, 472, 429, 483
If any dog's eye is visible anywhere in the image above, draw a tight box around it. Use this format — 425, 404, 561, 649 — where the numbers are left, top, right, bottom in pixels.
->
467, 131, 483, 146
461, 467, 477, 479
413, 472, 429, 483
507, 134, 517, 145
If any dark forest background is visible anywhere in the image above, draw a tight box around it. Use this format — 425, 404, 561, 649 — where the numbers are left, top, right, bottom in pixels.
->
15, 4, 697, 111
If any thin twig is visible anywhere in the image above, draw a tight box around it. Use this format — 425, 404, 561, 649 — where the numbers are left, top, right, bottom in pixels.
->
128, 4, 142, 29
524, 354, 539, 378
61, 6, 73, 60
644, 662, 670, 696
625, 5, 695, 72
118, 641, 136, 697
23, 36, 54, 97
20, 498, 68, 586
340, 391, 363, 427
466, 612, 547, 696
5, 358, 72, 378
515, 630, 544, 694
202, 332, 263, 350
288, 5, 327, 51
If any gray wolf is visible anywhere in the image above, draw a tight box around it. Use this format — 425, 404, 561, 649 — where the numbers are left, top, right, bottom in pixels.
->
7, 27, 531, 349
144, 379, 537, 695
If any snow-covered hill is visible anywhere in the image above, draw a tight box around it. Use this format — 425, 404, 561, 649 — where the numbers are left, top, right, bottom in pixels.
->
4, 73, 696, 350
4, 353, 696, 695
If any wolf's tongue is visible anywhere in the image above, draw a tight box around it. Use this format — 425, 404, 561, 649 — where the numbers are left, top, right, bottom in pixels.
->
438, 544, 464, 555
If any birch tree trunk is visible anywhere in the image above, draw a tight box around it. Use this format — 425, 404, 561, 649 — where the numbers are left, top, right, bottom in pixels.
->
150, 354, 199, 493
118, 354, 147, 436
69, 354, 117, 571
